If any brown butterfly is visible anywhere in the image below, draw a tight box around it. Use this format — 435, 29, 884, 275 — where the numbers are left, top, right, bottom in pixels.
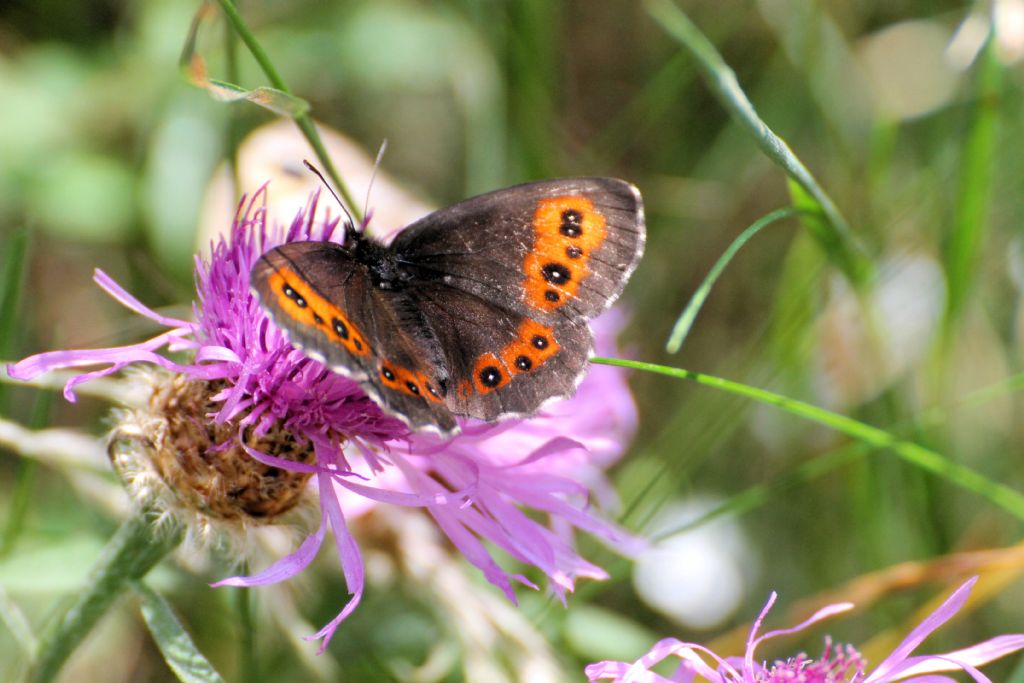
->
251, 177, 645, 435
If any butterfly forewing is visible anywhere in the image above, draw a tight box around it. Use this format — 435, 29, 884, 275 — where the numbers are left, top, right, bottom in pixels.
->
392, 177, 645, 323
252, 243, 376, 379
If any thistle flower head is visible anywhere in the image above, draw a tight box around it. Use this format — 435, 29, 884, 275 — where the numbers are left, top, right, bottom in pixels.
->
9, 187, 640, 650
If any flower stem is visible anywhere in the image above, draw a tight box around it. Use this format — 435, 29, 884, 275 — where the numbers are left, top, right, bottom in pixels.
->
212, 0, 364, 223
29, 510, 183, 683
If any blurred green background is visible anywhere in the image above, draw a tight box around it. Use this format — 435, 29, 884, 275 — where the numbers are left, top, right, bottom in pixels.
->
2, 0, 1024, 681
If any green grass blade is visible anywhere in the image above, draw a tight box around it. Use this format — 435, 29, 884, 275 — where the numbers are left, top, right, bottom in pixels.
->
645, 0, 872, 286
0, 391, 53, 557
592, 357, 1024, 522
0, 583, 36, 658
135, 581, 227, 683
234, 562, 256, 683
651, 444, 868, 541
642, 371, 1024, 538
0, 228, 30, 363
0, 228, 40, 560
666, 206, 807, 353
943, 37, 1001, 337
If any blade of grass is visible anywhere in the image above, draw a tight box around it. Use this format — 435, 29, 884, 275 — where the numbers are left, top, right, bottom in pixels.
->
578, 371, 1024, 612
134, 581, 227, 683
234, 561, 256, 683
505, 0, 559, 178
0, 229, 39, 559
0, 583, 36, 658
592, 357, 1024, 522
666, 206, 808, 353
943, 36, 1001, 340
0, 391, 53, 557
645, 0, 872, 286
196, 78, 310, 118
0, 229, 29, 361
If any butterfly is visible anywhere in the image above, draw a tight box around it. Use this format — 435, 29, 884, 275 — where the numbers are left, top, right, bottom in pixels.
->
251, 177, 645, 435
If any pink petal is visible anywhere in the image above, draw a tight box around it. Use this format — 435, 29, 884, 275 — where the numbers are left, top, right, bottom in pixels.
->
752, 601, 854, 651
866, 578, 978, 681
212, 512, 327, 588
304, 470, 365, 653
884, 635, 1024, 680
585, 638, 734, 683
92, 269, 194, 329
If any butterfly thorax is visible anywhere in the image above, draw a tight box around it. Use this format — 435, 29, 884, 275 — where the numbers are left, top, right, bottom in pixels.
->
348, 233, 409, 291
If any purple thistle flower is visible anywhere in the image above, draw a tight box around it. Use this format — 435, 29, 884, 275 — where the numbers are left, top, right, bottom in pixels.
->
8, 187, 640, 651
586, 577, 1024, 683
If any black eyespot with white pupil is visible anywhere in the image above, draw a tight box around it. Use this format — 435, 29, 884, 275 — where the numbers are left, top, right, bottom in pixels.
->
566, 245, 583, 259
560, 209, 583, 238
541, 263, 571, 285
515, 355, 533, 371
332, 317, 349, 339
406, 381, 420, 395
382, 367, 395, 381
479, 366, 503, 388
282, 283, 307, 308
544, 290, 560, 302
532, 335, 549, 350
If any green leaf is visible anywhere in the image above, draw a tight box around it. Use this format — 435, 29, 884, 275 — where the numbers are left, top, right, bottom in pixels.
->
200, 78, 310, 118
135, 581, 226, 683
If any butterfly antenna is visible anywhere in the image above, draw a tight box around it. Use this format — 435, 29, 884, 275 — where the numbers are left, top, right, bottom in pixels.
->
364, 138, 388, 223
302, 160, 357, 235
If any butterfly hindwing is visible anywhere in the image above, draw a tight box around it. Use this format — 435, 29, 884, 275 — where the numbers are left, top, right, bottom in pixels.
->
409, 283, 592, 421
392, 177, 644, 323
344, 281, 457, 433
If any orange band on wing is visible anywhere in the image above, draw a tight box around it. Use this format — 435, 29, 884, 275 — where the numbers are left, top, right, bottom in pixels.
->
499, 319, 559, 376
379, 362, 443, 402
267, 268, 371, 357
523, 195, 607, 312
465, 320, 560, 397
